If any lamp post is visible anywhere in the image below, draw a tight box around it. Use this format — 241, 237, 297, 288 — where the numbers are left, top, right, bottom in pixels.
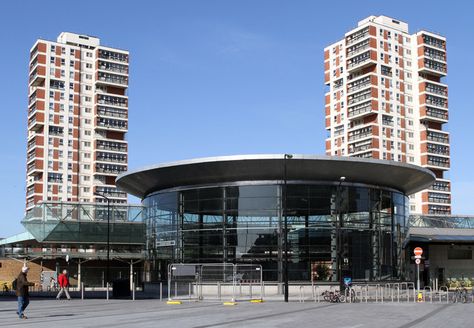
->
336, 176, 346, 292
283, 154, 293, 302
94, 191, 111, 288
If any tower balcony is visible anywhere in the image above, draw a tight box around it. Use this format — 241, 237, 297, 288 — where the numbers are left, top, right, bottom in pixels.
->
346, 50, 377, 73
348, 100, 377, 120
95, 140, 128, 153
420, 106, 448, 123
419, 58, 447, 77
422, 155, 450, 170
96, 117, 128, 132
95, 163, 127, 176
96, 72, 128, 88
425, 129, 449, 145
98, 60, 128, 75
429, 179, 450, 193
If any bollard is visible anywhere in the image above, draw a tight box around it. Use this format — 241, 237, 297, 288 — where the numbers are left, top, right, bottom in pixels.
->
217, 282, 221, 300
189, 283, 192, 299
175, 281, 178, 298
132, 282, 136, 301
160, 282, 163, 301
311, 281, 315, 300
81, 282, 84, 300
249, 282, 253, 300
168, 279, 171, 301
106, 283, 110, 300
232, 280, 236, 303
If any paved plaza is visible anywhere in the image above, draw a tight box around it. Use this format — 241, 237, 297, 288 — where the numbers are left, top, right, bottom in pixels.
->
0, 298, 473, 327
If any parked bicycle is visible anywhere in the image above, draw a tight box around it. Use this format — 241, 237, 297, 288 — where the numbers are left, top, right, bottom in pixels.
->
345, 285, 357, 303
453, 286, 468, 303
322, 290, 346, 303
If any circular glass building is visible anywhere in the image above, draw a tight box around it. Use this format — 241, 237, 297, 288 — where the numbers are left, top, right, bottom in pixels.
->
116, 155, 434, 282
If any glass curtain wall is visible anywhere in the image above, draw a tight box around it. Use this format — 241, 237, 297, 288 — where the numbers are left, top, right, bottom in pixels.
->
144, 184, 407, 282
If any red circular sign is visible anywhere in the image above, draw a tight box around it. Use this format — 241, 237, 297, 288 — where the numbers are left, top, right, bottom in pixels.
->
414, 247, 423, 256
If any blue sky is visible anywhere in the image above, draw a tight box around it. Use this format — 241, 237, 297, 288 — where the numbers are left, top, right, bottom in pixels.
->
1, 0, 473, 236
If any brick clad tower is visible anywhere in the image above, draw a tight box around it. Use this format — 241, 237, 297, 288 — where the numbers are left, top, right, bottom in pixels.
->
324, 16, 450, 214
26, 33, 129, 210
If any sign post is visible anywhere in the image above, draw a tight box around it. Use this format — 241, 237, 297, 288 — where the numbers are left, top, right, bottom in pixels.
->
413, 247, 423, 302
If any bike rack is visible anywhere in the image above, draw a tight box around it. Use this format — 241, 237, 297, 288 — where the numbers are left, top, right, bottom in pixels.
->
385, 283, 392, 302
439, 286, 449, 304
407, 282, 416, 303
374, 284, 381, 303
304, 282, 419, 304
363, 284, 369, 303
345, 286, 352, 303
313, 285, 320, 303
424, 286, 433, 303
393, 283, 400, 302
299, 285, 305, 303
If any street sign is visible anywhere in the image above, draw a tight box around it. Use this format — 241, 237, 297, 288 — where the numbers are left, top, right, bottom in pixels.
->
414, 247, 423, 297
156, 240, 176, 247
414, 247, 423, 257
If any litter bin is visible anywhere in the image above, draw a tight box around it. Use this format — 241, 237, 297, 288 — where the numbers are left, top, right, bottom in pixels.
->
112, 279, 130, 298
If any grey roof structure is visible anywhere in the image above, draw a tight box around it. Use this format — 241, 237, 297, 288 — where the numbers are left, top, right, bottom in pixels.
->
408, 227, 474, 243
116, 154, 435, 199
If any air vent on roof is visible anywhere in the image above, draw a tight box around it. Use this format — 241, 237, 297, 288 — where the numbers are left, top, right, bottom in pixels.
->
79, 35, 89, 40
392, 20, 400, 24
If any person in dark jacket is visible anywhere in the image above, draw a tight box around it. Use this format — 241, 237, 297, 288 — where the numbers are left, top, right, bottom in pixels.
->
16, 266, 35, 319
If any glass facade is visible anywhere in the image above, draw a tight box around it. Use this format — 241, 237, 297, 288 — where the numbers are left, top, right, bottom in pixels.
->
144, 183, 408, 282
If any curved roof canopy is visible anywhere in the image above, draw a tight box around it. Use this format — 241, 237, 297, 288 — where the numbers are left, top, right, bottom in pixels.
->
116, 154, 435, 199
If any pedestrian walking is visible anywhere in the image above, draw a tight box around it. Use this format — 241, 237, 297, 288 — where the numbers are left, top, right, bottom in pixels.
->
16, 266, 35, 319
49, 276, 56, 291
56, 270, 71, 300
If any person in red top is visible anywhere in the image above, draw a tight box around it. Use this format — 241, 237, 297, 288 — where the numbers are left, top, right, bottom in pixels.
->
56, 270, 71, 300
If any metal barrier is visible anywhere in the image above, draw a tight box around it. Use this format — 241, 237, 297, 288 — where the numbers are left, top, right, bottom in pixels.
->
200, 263, 235, 302
167, 263, 263, 303
168, 263, 204, 302
234, 264, 264, 301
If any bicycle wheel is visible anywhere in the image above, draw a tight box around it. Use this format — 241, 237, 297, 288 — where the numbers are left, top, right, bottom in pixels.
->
323, 292, 331, 302
339, 294, 346, 303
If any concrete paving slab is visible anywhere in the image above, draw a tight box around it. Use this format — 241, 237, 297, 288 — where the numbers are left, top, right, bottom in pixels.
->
0, 298, 471, 327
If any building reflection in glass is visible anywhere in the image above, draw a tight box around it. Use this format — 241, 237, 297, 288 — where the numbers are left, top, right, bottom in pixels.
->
144, 184, 408, 282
